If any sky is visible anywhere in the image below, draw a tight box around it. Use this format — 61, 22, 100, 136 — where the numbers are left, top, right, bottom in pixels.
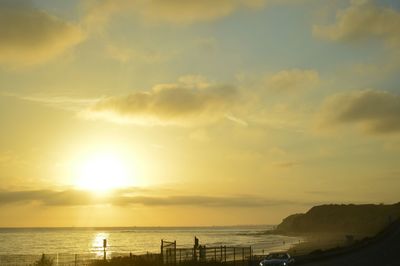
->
0, 0, 400, 227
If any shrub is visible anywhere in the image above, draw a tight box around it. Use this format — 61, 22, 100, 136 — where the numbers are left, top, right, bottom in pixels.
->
34, 254, 54, 266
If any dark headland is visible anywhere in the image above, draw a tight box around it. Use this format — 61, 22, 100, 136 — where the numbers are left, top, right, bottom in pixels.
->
275, 202, 400, 236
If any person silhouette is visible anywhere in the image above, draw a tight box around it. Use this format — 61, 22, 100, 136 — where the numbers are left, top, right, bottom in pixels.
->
194, 237, 199, 261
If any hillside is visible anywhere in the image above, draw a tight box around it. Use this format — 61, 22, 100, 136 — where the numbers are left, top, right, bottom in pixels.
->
298, 215, 400, 265
276, 203, 400, 235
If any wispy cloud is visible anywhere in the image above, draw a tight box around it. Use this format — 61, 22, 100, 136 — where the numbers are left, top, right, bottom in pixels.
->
272, 161, 300, 168
2, 92, 97, 112
0, 151, 13, 164
263, 69, 320, 94
106, 44, 174, 64
225, 114, 248, 126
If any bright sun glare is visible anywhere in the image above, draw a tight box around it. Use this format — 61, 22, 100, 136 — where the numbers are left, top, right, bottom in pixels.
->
77, 153, 129, 193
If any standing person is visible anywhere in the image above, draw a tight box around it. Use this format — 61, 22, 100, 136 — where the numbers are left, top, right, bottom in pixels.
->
194, 237, 199, 261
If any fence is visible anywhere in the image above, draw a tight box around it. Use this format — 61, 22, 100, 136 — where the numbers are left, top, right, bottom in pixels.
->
162, 241, 252, 266
0, 237, 350, 265
0, 244, 292, 265
0, 253, 98, 266
0, 252, 161, 266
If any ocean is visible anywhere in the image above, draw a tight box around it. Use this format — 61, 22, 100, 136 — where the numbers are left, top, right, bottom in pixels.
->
0, 226, 302, 256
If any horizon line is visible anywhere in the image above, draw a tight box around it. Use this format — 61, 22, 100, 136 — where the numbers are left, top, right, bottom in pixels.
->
0, 224, 276, 229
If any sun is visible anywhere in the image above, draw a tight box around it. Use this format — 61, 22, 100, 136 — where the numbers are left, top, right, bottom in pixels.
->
76, 153, 129, 193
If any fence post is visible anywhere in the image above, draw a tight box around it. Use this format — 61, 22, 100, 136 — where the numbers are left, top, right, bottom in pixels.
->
224, 246, 226, 263
242, 248, 244, 266
103, 239, 107, 261
220, 246, 223, 262
214, 247, 217, 261
161, 240, 164, 264
233, 247, 236, 266
249, 246, 252, 266
74, 254, 77, 266
174, 241, 177, 266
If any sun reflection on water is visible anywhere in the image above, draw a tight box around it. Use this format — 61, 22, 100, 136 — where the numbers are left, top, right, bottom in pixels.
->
91, 232, 111, 258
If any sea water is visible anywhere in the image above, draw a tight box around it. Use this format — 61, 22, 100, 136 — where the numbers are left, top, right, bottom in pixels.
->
0, 226, 302, 256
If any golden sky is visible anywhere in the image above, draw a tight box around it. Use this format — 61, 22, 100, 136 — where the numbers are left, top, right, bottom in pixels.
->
0, 0, 400, 227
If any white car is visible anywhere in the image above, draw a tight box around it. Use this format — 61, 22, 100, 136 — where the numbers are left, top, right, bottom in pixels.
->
259, 252, 295, 266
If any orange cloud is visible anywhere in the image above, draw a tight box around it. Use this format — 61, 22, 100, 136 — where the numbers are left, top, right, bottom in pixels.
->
84, 0, 266, 28
313, 0, 400, 48
84, 76, 239, 126
316, 89, 400, 135
0, 4, 84, 66
0, 188, 312, 208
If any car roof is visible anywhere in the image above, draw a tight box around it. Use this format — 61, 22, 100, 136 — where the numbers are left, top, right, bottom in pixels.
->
266, 252, 290, 258
269, 252, 288, 255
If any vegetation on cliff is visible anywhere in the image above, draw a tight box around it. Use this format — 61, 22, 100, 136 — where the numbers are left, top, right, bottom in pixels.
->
276, 203, 400, 235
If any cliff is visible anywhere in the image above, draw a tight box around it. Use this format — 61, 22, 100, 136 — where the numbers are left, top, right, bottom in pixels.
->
276, 203, 400, 235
